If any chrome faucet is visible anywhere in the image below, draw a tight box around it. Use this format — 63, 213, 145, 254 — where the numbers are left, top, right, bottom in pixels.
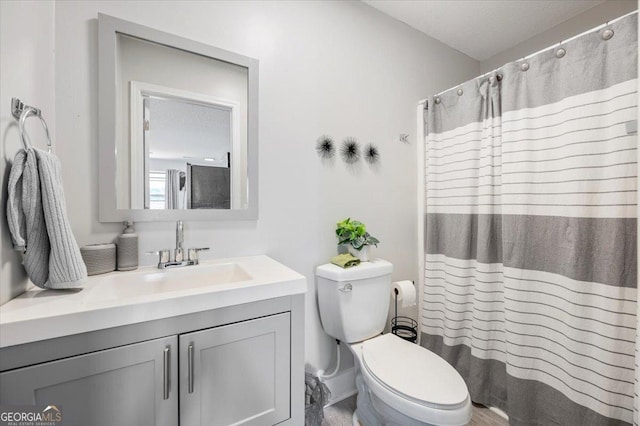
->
175, 220, 184, 262
149, 221, 209, 269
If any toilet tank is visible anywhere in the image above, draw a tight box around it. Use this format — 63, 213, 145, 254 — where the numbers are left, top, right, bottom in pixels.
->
316, 259, 393, 343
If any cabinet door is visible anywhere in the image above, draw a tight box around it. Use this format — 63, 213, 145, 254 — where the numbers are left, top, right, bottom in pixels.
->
0, 335, 178, 426
180, 313, 290, 426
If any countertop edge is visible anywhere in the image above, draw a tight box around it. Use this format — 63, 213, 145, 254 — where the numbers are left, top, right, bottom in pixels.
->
0, 255, 307, 348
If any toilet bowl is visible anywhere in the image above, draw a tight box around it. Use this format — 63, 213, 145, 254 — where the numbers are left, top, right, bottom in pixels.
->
351, 334, 471, 426
316, 259, 471, 426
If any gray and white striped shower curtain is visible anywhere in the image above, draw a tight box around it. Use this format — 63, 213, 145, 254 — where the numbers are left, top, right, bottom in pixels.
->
421, 14, 637, 425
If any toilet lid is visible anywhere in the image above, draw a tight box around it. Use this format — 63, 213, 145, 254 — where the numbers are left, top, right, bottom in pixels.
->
362, 334, 468, 408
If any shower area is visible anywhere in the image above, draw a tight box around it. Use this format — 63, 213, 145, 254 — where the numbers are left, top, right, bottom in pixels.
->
418, 12, 638, 426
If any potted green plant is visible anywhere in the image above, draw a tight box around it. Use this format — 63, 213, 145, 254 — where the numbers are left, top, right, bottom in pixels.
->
335, 218, 380, 262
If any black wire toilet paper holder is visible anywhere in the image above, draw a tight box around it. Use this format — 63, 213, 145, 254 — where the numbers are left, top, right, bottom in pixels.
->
391, 284, 418, 343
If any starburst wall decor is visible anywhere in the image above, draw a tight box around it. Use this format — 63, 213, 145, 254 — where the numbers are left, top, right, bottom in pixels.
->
315, 135, 381, 165
364, 143, 379, 164
315, 135, 335, 159
340, 137, 361, 164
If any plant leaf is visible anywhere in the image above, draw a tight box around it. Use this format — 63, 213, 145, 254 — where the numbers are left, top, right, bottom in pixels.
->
366, 235, 380, 246
352, 236, 365, 249
337, 236, 351, 245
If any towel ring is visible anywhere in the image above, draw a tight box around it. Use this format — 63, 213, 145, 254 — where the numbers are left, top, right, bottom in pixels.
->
19, 107, 52, 153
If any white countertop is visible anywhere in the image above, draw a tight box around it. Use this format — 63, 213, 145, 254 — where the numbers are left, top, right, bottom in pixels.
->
0, 255, 306, 348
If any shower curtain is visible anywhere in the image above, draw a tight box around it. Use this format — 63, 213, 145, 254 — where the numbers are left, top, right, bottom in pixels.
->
421, 14, 637, 425
165, 169, 183, 209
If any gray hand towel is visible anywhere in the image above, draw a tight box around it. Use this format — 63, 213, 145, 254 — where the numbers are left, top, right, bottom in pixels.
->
6, 148, 87, 289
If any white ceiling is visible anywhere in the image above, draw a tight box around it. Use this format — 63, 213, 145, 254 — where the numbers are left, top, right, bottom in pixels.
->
363, 0, 606, 61
147, 97, 231, 162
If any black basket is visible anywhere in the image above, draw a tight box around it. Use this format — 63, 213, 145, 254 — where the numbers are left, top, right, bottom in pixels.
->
391, 287, 418, 343
391, 316, 418, 343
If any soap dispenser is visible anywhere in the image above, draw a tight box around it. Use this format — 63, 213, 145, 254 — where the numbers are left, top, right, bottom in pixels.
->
117, 221, 138, 271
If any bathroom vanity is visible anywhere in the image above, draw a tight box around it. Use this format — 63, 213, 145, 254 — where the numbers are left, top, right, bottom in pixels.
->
0, 255, 306, 426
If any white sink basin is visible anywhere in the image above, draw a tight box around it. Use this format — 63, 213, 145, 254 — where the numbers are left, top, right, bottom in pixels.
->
0, 255, 307, 348
88, 262, 252, 301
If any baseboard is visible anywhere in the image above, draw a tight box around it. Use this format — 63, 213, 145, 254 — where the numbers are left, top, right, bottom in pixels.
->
322, 366, 357, 406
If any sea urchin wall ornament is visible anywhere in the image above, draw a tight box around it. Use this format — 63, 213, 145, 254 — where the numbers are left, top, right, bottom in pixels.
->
364, 143, 380, 164
341, 137, 361, 164
315, 135, 335, 159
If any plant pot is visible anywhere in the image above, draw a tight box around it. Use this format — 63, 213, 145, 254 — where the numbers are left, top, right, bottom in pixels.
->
348, 245, 370, 262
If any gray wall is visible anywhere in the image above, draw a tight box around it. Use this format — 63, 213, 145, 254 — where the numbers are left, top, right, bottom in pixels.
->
1, 1, 479, 379
0, 1, 56, 305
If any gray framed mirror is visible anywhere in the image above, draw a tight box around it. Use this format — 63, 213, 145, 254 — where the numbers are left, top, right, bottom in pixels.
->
98, 13, 258, 221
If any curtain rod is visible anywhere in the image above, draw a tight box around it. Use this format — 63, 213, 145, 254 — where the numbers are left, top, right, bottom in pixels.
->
419, 9, 638, 106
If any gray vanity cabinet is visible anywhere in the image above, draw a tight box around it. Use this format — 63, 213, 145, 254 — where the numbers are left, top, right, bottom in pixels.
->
0, 296, 304, 426
179, 313, 291, 426
0, 335, 179, 426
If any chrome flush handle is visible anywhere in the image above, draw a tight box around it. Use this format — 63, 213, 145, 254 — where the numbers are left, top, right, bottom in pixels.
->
339, 283, 353, 292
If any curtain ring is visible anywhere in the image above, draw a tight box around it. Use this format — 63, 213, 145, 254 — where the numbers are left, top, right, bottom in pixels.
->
555, 48, 566, 58
434, 96, 441, 105
602, 29, 614, 40
456, 89, 463, 96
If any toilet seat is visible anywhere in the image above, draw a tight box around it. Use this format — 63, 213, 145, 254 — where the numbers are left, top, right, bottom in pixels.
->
358, 334, 471, 425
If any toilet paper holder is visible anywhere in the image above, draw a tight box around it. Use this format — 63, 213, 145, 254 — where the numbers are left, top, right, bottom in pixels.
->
391, 286, 418, 343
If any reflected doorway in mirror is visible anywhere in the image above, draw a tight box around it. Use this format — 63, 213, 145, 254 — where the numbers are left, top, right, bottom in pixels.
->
129, 81, 241, 210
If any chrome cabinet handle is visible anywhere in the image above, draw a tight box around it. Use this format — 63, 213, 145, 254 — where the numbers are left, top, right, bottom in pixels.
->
339, 283, 353, 292
163, 346, 170, 400
188, 344, 194, 393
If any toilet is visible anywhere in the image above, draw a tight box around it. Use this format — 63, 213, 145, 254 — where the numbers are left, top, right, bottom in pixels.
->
316, 259, 472, 426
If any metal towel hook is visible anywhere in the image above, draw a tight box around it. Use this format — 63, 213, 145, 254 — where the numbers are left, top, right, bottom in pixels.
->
12, 98, 52, 153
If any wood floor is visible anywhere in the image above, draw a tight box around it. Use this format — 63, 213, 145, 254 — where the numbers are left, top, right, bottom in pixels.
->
322, 396, 509, 426
469, 402, 509, 426
322, 395, 357, 426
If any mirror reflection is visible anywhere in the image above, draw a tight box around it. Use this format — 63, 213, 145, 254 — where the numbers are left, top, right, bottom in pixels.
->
114, 34, 248, 211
